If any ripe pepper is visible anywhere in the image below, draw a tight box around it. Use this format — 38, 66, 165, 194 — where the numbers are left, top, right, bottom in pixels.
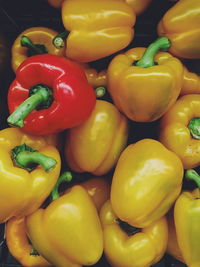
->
166, 209, 184, 263
174, 169, 200, 267
0, 127, 61, 223
11, 27, 65, 72
181, 67, 200, 95
159, 94, 200, 169
100, 200, 168, 267
107, 37, 183, 122
7, 54, 96, 135
58, 0, 135, 62
25, 173, 103, 267
65, 99, 129, 175
6, 217, 52, 267
48, 0, 151, 15
6, 175, 109, 267
157, 0, 200, 59
77, 177, 110, 212
111, 138, 183, 228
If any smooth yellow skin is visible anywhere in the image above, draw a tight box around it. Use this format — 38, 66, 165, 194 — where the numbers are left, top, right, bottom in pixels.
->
62, 0, 135, 62
12, 27, 65, 72
159, 94, 200, 169
65, 100, 128, 175
84, 68, 107, 88
174, 189, 200, 267
111, 139, 183, 228
0, 128, 61, 223
181, 67, 200, 95
6, 217, 52, 267
157, 0, 200, 59
100, 200, 168, 267
50, 0, 152, 15
26, 185, 103, 267
107, 47, 183, 122
166, 209, 184, 263
79, 177, 110, 212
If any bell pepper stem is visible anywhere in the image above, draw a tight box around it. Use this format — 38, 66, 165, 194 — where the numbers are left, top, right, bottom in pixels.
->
21, 35, 47, 54
30, 247, 40, 256
95, 86, 106, 98
135, 37, 171, 68
188, 118, 200, 139
7, 84, 53, 128
185, 169, 200, 189
52, 31, 69, 49
51, 171, 73, 201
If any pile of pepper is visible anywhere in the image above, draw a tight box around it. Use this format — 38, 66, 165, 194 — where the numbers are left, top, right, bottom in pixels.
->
0, 0, 200, 266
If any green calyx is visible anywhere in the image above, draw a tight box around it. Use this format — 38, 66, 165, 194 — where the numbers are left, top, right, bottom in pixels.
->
135, 37, 171, 68
12, 144, 57, 172
95, 86, 106, 98
52, 31, 69, 49
30, 247, 40, 257
50, 171, 73, 201
116, 218, 141, 236
188, 118, 200, 139
21, 35, 48, 56
7, 84, 53, 128
185, 169, 200, 189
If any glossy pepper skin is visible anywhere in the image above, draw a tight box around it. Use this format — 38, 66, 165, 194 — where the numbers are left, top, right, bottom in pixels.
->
6, 217, 52, 267
65, 100, 129, 175
159, 94, 200, 169
26, 185, 103, 267
166, 209, 184, 263
61, 0, 135, 62
100, 200, 168, 267
107, 37, 183, 122
7, 54, 96, 135
12, 27, 65, 72
111, 138, 183, 228
78, 177, 110, 212
174, 169, 200, 267
157, 0, 200, 59
0, 127, 61, 223
181, 67, 200, 95
48, 0, 151, 15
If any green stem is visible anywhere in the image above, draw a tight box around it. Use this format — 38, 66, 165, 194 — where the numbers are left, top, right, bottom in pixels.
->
12, 144, 57, 172
50, 172, 72, 201
30, 247, 40, 257
188, 118, 200, 139
135, 37, 171, 68
52, 31, 69, 49
95, 86, 106, 98
21, 35, 47, 55
7, 84, 53, 128
185, 169, 200, 189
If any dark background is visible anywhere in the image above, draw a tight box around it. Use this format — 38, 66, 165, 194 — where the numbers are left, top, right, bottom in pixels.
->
0, 0, 197, 265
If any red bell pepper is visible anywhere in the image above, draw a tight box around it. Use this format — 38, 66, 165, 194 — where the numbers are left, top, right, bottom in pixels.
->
7, 54, 96, 135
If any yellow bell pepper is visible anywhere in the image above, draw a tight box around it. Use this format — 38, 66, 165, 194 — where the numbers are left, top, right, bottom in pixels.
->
25, 173, 103, 267
157, 0, 200, 59
48, 0, 152, 15
78, 177, 110, 212
166, 209, 184, 263
12, 27, 65, 72
60, 0, 135, 62
0, 127, 61, 223
6, 217, 52, 267
107, 37, 183, 122
174, 169, 200, 267
100, 200, 168, 267
159, 94, 200, 169
65, 100, 129, 175
180, 67, 200, 95
111, 138, 183, 228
